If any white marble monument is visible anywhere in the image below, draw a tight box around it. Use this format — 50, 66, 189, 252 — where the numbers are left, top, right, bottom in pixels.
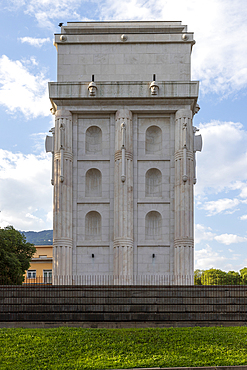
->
46, 21, 202, 284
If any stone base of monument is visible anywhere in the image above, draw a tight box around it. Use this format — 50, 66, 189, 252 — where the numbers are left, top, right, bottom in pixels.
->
1, 285, 247, 327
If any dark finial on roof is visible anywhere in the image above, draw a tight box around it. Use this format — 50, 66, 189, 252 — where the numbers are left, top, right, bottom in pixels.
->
92, 75, 94, 82
153, 74, 156, 81
58, 23, 63, 27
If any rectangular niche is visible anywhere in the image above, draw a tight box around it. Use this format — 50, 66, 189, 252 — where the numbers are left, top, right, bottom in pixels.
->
77, 161, 110, 201
77, 204, 110, 244
137, 203, 170, 245
137, 160, 170, 201
77, 116, 110, 158
137, 116, 170, 158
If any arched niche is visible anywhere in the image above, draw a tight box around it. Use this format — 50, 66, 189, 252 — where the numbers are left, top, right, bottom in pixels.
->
85, 211, 101, 240
145, 211, 162, 240
85, 168, 102, 197
86, 126, 102, 154
145, 125, 162, 154
145, 168, 162, 197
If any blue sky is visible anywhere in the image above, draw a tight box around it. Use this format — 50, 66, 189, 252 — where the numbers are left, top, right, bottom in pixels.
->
0, 0, 247, 272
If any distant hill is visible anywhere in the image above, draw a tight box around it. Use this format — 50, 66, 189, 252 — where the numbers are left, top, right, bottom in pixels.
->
22, 230, 53, 245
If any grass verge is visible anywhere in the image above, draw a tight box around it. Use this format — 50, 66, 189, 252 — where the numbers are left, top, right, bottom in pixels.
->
0, 326, 247, 369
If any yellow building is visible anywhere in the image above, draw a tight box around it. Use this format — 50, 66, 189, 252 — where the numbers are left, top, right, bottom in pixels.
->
26, 245, 53, 283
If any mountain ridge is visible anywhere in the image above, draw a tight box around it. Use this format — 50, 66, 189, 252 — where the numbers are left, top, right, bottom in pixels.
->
22, 230, 53, 245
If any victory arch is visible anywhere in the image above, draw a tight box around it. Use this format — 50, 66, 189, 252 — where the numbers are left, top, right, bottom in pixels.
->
46, 21, 202, 284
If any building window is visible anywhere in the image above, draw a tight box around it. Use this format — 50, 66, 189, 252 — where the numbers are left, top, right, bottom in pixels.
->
145, 168, 162, 197
27, 270, 36, 279
145, 125, 162, 154
85, 126, 102, 154
43, 270, 52, 284
85, 168, 102, 197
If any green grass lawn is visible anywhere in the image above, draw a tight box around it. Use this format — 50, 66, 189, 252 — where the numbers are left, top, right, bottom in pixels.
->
0, 326, 247, 369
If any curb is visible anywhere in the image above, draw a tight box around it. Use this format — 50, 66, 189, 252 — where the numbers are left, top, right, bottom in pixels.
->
109, 367, 247, 370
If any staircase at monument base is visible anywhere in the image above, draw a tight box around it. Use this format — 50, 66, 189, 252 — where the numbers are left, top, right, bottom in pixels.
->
1, 285, 246, 325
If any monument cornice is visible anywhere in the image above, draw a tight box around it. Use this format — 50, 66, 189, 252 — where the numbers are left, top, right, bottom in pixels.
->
49, 81, 198, 99
49, 101, 198, 115
51, 101, 198, 115
58, 21, 188, 34
54, 33, 195, 45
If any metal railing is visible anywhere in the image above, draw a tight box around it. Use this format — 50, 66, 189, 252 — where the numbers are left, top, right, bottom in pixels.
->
1, 274, 195, 286
1, 274, 247, 286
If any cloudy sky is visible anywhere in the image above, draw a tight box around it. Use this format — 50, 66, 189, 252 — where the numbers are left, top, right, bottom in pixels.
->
0, 0, 247, 272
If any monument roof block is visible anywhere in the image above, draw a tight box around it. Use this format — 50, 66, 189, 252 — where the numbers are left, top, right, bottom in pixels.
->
54, 21, 195, 83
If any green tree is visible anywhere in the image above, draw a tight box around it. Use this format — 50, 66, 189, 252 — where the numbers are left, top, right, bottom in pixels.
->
240, 267, 247, 284
0, 226, 36, 284
227, 270, 241, 285
201, 268, 228, 285
194, 269, 203, 285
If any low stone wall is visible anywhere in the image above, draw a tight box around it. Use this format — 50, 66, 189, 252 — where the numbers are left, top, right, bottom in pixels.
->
0, 285, 246, 325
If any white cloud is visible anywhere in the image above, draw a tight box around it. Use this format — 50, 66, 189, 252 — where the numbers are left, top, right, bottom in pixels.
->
46, 211, 53, 224
99, 0, 247, 96
230, 182, 247, 199
196, 223, 247, 246
5, 0, 82, 29
25, 212, 42, 221
195, 244, 228, 270
4, 0, 247, 95
0, 149, 52, 231
214, 234, 247, 245
19, 37, 51, 47
240, 215, 247, 221
195, 224, 215, 244
200, 198, 240, 216
0, 55, 50, 118
30, 132, 50, 153
195, 120, 247, 226
195, 244, 246, 271
196, 120, 247, 196
99, 0, 157, 20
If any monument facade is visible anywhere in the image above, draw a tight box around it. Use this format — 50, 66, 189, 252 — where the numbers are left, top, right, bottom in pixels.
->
46, 21, 202, 284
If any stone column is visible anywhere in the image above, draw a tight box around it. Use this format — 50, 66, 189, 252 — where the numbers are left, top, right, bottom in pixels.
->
53, 109, 73, 284
174, 109, 194, 284
114, 109, 134, 283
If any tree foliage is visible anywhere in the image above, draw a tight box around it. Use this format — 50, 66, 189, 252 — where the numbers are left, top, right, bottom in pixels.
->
194, 269, 203, 285
201, 268, 228, 285
194, 268, 246, 285
0, 226, 36, 284
227, 270, 241, 285
240, 267, 247, 284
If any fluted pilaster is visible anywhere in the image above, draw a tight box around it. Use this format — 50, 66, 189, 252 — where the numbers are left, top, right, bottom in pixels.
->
114, 109, 134, 278
174, 109, 194, 284
53, 109, 73, 281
